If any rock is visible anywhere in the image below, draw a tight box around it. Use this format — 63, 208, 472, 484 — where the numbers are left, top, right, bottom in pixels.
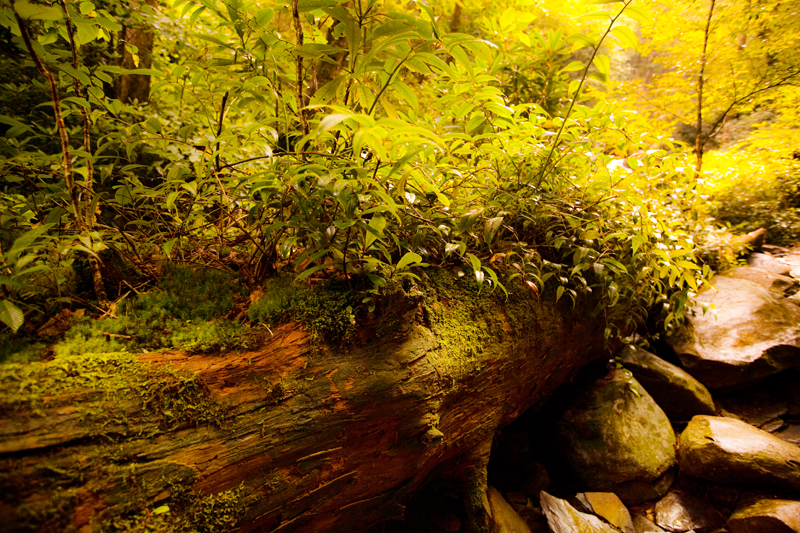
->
618, 345, 716, 421
727, 499, 800, 533
716, 385, 788, 427
552, 369, 676, 504
775, 424, 800, 446
539, 491, 619, 533
581, 492, 635, 533
632, 514, 666, 532
487, 487, 533, 533
747, 252, 791, 276
724, 266, 797, 294
653, 492, 725, 532
678, 415, 800, 491
665, 270, 800, 389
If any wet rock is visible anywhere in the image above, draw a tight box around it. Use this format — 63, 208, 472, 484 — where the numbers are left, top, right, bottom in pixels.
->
665, 271, 800, 389
581, 492, 635, 533
552, 369, 676, 504
727, 499, 800, 533
632, 513, 666, 532
678, 415, 800, 491
488, 487, 533, 533
654, 492, 725, 532
539, 491, 619, 533
618, 345, 716, 421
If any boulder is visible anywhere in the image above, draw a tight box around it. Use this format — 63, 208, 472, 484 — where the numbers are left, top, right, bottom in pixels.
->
552, 369, 676, 504
487, 487, 532, 533
632, 514, 666, 533
539, 491, 619, 533
665, 270, 800, 389
580, 492, 635, 533
678, 415, 800, 490
617, 345, 715, 421
727, 499, 800, 533
653, 492, 725, 532
747, 253, 791, 277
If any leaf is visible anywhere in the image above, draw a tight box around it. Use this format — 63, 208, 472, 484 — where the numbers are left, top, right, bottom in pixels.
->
6, 224, 52, 262
676, 260, 700, 270
0, 300, 24, 333
396, 252, 423, 270
484, 216, 504, 245
525, 280, 540, 299
365, 215, 386, 249
612, 26, 639, 50
467, 253, 481, 274
561, 60, 585, 73
556, 285, 565, 303
593, 55, 610, 78
14, 1, 64, 20
153, 505, 170, 515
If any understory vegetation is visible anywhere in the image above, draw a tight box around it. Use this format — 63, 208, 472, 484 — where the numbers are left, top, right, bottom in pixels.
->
0, 0, 798, 362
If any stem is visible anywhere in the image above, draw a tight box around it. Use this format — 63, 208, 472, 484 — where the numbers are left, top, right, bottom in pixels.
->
536, 0, 632, 186
16, 8, 109, 309
695, 0, 715, 177
291, 0, 310, 140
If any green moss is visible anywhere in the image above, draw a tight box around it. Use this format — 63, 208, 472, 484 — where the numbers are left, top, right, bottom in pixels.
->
0, 331, 47, 365
248, 276, 358, 344
0, 353, 221, 430
49, 264, 252, 358
416, 269, 512, 377
102, 485, 244, 533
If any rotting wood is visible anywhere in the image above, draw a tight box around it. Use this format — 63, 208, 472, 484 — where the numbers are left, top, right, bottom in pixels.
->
0, 274, 610, 533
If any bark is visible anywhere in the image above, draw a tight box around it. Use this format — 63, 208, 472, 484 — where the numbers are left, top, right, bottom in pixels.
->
0, 275, 609, 533
695, 0, 715, 176
115, 9, 155, 105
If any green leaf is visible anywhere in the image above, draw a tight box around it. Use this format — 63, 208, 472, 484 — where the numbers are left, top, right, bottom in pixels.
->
593, 55, 610, 78
153, 505, 170, 515
0, 300, 24, 333
365, 216, 386, 249
14, 1, 64, 20
556, 285, 565, 303
561, 60, 585, 73
612, 26, 639, 50
396, 252, 423, 270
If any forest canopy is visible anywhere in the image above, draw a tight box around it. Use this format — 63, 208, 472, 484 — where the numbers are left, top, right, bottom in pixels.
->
0, 0, 799, 354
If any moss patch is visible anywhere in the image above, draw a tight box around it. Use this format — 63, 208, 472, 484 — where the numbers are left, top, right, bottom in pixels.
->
101, 484, 245, 533
0, 353, 222, 430
248, 276, 358, 345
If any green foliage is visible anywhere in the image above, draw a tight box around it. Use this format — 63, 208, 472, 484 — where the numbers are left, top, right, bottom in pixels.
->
0, 0, 711, 346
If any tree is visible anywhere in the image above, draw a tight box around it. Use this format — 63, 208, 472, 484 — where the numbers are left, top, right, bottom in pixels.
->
611, 0, 800, 173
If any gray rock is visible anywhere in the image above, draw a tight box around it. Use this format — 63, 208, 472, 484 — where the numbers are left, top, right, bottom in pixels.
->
678, 415, 800, 490
618, 345, 715, 421
581, 492, 635, 533
487, 487, 532, 533
552, 369, 675, 504
654, 492, 725, 532
632, 514, 666, 532
665, 271, 800, 389
727, 499, 800, 533
539, 491, 619, 533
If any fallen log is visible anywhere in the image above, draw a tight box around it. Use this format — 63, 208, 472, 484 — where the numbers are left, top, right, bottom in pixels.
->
0, 272, 609, 533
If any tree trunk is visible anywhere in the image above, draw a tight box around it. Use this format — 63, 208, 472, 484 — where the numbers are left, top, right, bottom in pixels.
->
0, 275, 609, 533
115, 2, 156, 105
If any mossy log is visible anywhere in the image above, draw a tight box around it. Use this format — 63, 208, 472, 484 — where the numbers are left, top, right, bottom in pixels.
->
0, 273, 609, 533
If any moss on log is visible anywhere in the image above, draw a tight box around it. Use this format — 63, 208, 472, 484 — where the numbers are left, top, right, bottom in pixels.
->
0, 271, 609, 533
